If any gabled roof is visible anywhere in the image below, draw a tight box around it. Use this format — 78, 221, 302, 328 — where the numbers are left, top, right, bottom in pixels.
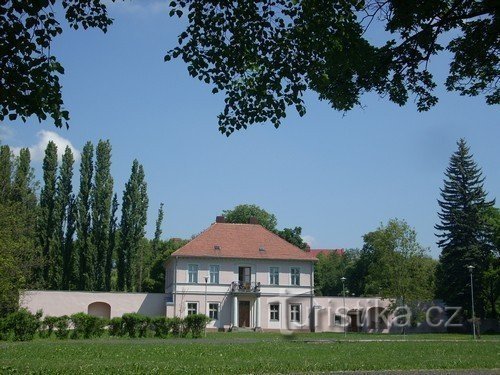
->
171, 222, 316, 261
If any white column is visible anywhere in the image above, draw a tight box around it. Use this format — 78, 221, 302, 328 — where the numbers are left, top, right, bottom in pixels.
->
232, 295, 238, 327
255, 297, 261, 329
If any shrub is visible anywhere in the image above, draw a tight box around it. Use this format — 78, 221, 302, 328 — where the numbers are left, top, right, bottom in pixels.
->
122, 313, 150, 338
170, 316, 185, 337
54, 316, 70, 339
4, 309, 42, 341
108, 317, 124, 337
151, 317, 170, 338
184, 314, 209, 338
70, 313, 106, 339
40, 316, 58, 338
0, 317, 9, 341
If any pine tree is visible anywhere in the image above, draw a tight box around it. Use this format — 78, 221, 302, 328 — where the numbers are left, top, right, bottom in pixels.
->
76, 142, 94, 290
105, 194, 119, 291
39, 141, 58, 287
435, 139, 495, 317
92, 140, 113, 291
53, 146, 75, 289
118, 160, 148, 291
0, 145, 13, 202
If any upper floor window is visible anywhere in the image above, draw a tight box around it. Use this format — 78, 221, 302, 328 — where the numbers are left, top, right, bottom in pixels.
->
290, 304, 301, 322
187, 302, 198, 315
291, 267, 300, 286
208, 303, 219, 320
210, 265, 220, 284
269, 267, 279, 285
188, 264, 198, 283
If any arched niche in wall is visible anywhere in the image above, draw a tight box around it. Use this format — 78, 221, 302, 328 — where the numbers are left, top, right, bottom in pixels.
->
88, 301, 111, 319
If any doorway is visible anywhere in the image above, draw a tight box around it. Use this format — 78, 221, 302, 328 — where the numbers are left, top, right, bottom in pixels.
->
238, 301, 250, 327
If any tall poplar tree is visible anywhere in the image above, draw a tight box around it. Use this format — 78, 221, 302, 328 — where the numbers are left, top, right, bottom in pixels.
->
118, 160, 148, 291
0, 145, 12, 202
152, 203, 164, 255
106, 194, 119, 291
92, 140, 113, 291
435, 139, 495, 318
53, 146, 75, 289
77, 142, 94, 290
11, 148, 37, 206
39, 141, 58, 287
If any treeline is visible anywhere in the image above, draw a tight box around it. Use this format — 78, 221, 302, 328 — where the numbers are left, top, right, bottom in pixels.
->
315, 139, 499, 320
0, 140, 187, 316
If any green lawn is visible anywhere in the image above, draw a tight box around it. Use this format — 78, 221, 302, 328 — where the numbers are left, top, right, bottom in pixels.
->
1, 333, 499, 374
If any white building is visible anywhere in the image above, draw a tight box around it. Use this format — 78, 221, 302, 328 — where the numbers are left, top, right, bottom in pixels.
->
22, 217, 407, 333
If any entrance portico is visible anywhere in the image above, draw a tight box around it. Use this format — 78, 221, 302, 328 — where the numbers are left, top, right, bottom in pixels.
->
231, 282, 261, 330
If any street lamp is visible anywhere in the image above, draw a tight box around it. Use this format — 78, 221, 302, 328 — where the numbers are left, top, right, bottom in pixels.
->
467, 265, 476, 340
341, 276, 346, 338
204, 276, 209, 338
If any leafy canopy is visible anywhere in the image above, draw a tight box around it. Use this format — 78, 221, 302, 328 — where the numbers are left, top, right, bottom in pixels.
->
1, 1, 498, 134
166, 0, 500, 135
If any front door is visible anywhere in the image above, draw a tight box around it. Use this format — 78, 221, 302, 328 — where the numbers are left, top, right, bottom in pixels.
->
238, 301, 250, 327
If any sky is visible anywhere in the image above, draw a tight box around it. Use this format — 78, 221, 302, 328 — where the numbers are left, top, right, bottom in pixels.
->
1, 1, 499, 258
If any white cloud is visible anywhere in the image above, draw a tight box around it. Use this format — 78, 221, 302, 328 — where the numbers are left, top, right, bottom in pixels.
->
301, 235, 316, 247
0, 124, 14, 142
103, 0, 169, 15
12, 130, 80, 163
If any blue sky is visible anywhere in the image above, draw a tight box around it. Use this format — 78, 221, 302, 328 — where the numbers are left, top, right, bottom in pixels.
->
1, 1, 498, 257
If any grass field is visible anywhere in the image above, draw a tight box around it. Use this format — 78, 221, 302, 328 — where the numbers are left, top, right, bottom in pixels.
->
1, 332, 499, 374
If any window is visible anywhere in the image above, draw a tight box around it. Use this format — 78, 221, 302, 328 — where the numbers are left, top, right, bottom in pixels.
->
269, 267, 279, 285
290, 304, 301, 322
270, 304, 280, 321
238, 266, 251, 284
210, 265, 220, 284
188, 264, 198, 283
187, 302, 198, 315
291, 267, 300, 286
208, 303, 219, 320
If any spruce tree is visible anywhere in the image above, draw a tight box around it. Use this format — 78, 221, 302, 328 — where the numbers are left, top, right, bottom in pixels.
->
76, 142, 94, 290
53, 146, 75, 289
118, 160, 148, 291
92, 140, 113, 291
435, 139, 495, 317
0, 145, 12, 202
38, 141, 58, 287
105, 194, 119, 291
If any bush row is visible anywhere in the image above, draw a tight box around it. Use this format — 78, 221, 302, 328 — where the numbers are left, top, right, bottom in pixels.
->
0, 309, 210, 341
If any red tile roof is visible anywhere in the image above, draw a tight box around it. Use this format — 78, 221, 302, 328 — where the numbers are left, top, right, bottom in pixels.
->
171, 223, 316, 261
308, 249, 345, 258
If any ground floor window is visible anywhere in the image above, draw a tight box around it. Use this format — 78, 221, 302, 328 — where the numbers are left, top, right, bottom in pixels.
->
290, 304, 301, 323
208, 303, 219, 320
270, 303, 280, 321
187, 302, 198, 315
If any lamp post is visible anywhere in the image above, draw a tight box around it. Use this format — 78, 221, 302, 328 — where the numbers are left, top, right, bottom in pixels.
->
341, 276, 346, 338
467, 265, 476, 340
204, 276, 208, 337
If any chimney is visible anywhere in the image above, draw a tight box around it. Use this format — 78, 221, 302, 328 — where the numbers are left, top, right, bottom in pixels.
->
304, 244, 311, 252
249, 216, 259, 225
216, 215, 225, 223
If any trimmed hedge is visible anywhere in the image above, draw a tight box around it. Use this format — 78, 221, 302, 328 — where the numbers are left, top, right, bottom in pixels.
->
122, 313, 150, 338
4, 309, 42, 341
70, 313, 107, 339
185, 314, 210, 338
109, 317, 124, 337
54, 316, 70, 339
0, 310, 210, 341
